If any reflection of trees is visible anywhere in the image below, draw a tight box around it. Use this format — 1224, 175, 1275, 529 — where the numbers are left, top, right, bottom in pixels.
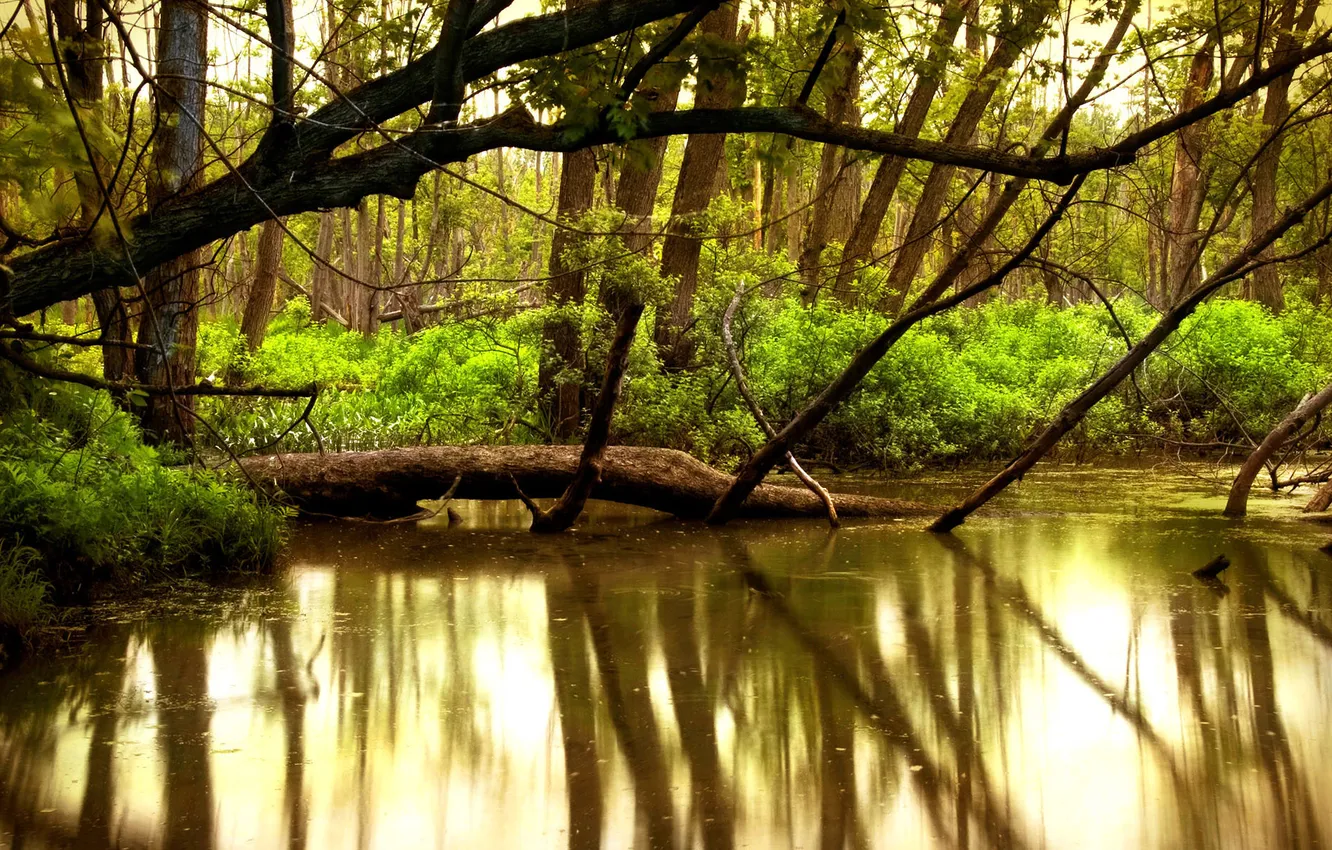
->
547, 569, 604, 850
3, 521, 1331, 850
76, 630, 132, 850
151, 628, 216, 850
939, 535, 1205, 847
658, 576, 734, 850
1234, 543, 1325, 850
570, 563, 676, 850
270, 618, 309, 850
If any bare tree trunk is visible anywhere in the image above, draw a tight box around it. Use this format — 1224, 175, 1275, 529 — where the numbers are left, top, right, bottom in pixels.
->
797, 42, 861, 302
135, 0, 209, 444
1248, 0, 1319, 314
615, 72, 681, 256
242, 445, 928, 520
521, 303, 645, 532
236, 219, 284, 355
831, 0, 969, 303
311, 212, 335, 321
1165, 44, 1216, 305
654, 3, 742, 369
1305, 477, 1332, 512
391, 198, 421, 332
540, 145, 597, 439
1224, 380, 1332, 516
879, 0, 1055, 315
356, 198, 375, 333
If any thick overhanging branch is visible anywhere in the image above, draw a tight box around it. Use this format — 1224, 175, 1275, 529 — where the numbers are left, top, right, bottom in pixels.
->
7, 14, 1332, 318
2, 106, 1100, 315
294, 0, 700, 158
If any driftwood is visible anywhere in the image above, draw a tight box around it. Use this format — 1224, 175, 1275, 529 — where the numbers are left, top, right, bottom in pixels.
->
1224, 380, 1332, 517
1306, 477, 1332, 513
238, 445, 930, 520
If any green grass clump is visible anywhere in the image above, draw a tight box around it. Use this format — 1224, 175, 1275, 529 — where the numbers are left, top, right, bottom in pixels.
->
0, 359, 286, 634
0, 539, 49, 631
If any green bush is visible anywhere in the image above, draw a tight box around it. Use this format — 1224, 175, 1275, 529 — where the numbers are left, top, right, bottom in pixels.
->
0, 360, 286, 632
183, 291, 1332, 472
0, 539, 48, 631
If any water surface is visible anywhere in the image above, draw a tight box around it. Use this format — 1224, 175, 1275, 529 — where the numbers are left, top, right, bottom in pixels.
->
2, 468, 1330, 849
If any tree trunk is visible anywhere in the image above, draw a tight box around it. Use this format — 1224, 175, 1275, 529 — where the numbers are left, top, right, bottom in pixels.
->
1247, 0, 1319, 314
52, 0, 132, 379
1164, 44, 1215, 305
311, 212, 336, 321
1305, 477, 1332, 513
798, 42, 862, 302
654, 2, 742, 369
831, 0, 970, 304
522, 304, 645, 532
540, 147, 597, 438
238, 445, 930, 521
879, 0, 1055, 315
135, 0, 209, 444
1225, 380, 1332, 516
615, 80, 681, 255
236, 219, 284, 354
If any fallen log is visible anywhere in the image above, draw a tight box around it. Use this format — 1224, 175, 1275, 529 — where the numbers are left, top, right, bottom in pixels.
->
238, 445, 930, 520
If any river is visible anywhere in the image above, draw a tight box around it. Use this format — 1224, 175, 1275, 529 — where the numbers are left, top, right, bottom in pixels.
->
1, 467, 1330, 849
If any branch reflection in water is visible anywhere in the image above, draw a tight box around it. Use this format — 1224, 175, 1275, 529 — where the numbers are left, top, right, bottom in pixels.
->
1, 493, 1330, 849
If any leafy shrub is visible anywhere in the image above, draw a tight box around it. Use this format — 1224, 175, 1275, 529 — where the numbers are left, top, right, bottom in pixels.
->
177, 292, 1332, 471
0, 539, 49, 631
0, 360, 286, 631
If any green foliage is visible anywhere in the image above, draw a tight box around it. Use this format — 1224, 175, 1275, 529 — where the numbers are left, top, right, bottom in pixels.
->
0, 538, 49, 631
0, 360, 286, 632
193, 290, 1332, 472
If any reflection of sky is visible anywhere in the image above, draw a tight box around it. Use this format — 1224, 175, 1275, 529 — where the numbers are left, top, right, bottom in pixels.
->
1, 489, 1331, 849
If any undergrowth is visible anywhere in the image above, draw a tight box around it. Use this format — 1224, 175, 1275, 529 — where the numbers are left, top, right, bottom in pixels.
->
186, 293, 1332, 470
0, 358, 286, 637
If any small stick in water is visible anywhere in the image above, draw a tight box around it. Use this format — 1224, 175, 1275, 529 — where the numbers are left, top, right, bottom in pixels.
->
1192, 554, 1231, 580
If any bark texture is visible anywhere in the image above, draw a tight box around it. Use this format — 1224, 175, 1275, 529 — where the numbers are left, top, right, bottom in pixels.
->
1165, 44, 1215, 305
1248, 0, 1320, 313
239, 445, 930, 520
237, 219, 284, 353
135, 0, 209, 443
655, 2, 742, 369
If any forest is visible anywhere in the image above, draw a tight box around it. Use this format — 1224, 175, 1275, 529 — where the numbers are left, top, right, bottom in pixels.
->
6, 1, 1332, 848
2, 0, 1332, 633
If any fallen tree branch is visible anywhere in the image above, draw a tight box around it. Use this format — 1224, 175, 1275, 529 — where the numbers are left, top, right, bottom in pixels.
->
1306, 476, 1332, 512
1224, 380, 1332, 516
930, 169, 1332, 532
722, 283, 838, 527
0, 341, 316, 398
238, 445, 931, 520
517, 302, 645, 533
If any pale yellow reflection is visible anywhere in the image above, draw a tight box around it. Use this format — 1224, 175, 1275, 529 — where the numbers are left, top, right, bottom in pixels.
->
1, 507, 1330, 849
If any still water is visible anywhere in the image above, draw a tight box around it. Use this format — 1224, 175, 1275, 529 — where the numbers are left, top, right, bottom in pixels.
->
2, 468, 1330, 849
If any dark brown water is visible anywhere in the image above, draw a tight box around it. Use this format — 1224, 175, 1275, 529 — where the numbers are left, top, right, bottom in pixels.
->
2, 468, 1331, 849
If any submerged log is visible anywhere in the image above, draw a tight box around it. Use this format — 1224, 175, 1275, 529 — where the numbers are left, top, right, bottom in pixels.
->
239, 445, 930, 521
